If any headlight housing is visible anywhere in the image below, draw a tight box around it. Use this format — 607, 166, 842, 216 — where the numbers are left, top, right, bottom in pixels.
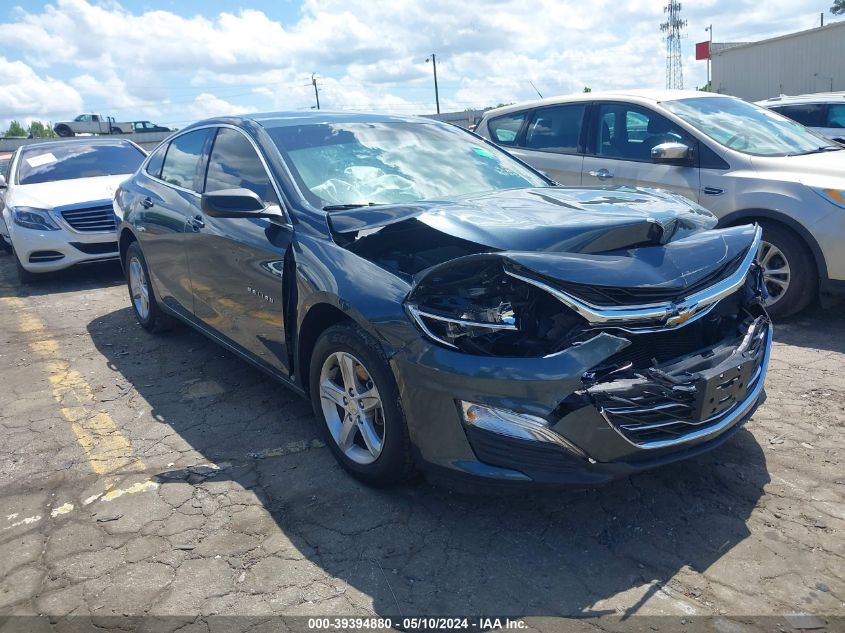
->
811, 187, 845, 209
12, 206, 60, 231
405, 258, 587, 356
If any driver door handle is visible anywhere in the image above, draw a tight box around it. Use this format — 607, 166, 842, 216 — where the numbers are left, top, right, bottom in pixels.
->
588, 169, 614, 181
141, 197, 154, 209
190, 215, 205, 230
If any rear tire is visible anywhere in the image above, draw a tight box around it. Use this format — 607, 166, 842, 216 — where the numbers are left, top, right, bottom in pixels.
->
125, 241, 173, 333
757, 221, 815, 319
309, 323, 413, 487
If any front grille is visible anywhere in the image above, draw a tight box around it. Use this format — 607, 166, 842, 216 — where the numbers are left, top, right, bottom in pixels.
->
552, 249, 746, 306
69, 241, 119, 255
59, 204, 117, 233
591, 318, 769, 446
29, 250, 64, 263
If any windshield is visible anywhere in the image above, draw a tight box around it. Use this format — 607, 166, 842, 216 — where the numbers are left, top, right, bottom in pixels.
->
662, 96, 841, 157
266, 121, 547, 208
17, 142, 145, 185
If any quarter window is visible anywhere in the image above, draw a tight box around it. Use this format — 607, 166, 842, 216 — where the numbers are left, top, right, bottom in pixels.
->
487, 112, 526, 145
160, 129, 213, 191
594, 104, 689, 162
204, 128, 278, 204
145, 143, 167, 179
523, 104, 586, 154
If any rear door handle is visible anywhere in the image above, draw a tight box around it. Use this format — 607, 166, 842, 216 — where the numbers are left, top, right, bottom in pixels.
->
588, 169, 614, 181
190, 215, 205, 230
141, 197, 154, 209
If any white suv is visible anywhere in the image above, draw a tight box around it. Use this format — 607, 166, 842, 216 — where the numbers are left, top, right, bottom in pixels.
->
476, 90, 845, 318
757, 93, 845, 145
0, 138, 146, 283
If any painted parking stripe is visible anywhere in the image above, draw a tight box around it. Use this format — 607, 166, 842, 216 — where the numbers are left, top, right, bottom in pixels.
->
1, 296, 145, 476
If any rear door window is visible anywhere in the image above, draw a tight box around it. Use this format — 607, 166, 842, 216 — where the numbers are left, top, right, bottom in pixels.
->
523, 104, 586, 154
160, 129, 213, 191
772, 104, 825, 127
487, 112, 526, 145
825, 104, 845, 129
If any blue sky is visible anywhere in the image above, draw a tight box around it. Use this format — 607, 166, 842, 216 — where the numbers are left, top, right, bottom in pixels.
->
0, 0, 836, 130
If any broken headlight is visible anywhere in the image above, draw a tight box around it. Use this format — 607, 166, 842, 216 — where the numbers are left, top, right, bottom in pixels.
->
405, 258, 587, 356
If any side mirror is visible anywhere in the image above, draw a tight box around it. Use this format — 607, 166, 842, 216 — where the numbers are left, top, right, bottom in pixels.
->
201, 188, 277, 219
651, 142, 693, 166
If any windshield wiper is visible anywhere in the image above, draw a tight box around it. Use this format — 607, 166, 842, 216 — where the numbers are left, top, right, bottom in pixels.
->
787, 145, 843, 156
322, 202, 380, 211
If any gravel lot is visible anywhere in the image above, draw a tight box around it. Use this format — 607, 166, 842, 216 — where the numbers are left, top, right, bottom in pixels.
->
0, 250, 843, 631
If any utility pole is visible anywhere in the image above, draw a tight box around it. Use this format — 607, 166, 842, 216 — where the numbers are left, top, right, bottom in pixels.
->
705, 24, 712, 91
426, 54, 440, 114
311, 73, 320, 110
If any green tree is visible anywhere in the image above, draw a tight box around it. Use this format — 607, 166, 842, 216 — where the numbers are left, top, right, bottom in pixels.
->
832, 0, 845, 15
28, 121, 56, 138
583, 86, 592, 93
4, 120, 26, 137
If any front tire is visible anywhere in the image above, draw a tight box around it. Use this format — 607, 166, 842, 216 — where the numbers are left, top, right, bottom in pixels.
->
14, 248, 37, 284
54, 124, 73, 137
309, 323, 413, 487
757, 221, 815, 319
125, 242, 173, 332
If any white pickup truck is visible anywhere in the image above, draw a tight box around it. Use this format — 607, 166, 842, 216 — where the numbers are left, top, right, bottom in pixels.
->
54, 114, 134, 137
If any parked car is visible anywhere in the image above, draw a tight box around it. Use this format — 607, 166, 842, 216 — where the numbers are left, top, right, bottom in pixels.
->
115, 112, 771, 488
757, 93, 845, 144
476, 90, 845, 318
0, 152, 11, 252
54, 114, 134, 137
0, 151, 12, 176
0, 138, 146, 281
133, 121, 173, 133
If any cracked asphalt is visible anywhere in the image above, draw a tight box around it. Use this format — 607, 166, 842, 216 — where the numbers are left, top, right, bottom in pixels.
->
0, 250, 843, 631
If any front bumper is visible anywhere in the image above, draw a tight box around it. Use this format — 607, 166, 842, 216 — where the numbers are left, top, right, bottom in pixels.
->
391, 317, 772, 487
9, 224, 119, 272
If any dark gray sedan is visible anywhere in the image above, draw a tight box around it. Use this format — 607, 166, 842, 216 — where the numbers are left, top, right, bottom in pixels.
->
114, 112, 771, 488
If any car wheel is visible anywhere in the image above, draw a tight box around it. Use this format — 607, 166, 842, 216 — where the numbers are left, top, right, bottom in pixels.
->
757, 221, 815, 319
13, 248, 37, 284
55, 124, 73, 137
126, 242, 173, 332
309, 323, 413, 487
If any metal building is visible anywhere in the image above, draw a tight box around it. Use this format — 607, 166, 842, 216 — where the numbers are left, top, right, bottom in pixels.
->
711, 20, 845, 101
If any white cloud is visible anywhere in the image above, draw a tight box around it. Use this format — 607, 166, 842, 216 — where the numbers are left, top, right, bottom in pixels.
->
0, 56, 83, 129
0, 0, 835, 128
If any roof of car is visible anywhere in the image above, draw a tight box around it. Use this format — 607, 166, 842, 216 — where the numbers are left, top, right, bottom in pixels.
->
756, 92, 845, 106
18, 138, 138, 153
481, 89, 728, 119
184, 111, 434, 131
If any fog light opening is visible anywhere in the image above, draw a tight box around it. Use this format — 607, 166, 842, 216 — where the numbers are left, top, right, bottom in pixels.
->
459, 401, 589, 459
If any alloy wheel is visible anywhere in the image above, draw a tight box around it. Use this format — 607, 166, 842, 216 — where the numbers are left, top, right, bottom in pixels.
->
757, 240, 791, 308
128, 256, 150, 320
319, 351, 385, 465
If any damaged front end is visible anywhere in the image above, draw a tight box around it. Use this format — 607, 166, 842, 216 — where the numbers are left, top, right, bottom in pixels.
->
393, 223, 771, 484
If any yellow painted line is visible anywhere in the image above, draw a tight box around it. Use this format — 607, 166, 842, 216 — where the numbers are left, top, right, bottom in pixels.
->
1, 296, 145, 476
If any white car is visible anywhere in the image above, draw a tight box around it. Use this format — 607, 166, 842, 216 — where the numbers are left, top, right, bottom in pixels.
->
0, 138, 146, 282
476, 90, 845, 318
757, 93, 845, 145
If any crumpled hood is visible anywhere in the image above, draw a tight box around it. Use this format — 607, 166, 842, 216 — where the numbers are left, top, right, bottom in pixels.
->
329, 186, 718, 254
9, 175, 129, 209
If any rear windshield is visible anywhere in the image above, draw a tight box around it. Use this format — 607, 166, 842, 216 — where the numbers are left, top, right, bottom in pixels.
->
17, 142, 146, 185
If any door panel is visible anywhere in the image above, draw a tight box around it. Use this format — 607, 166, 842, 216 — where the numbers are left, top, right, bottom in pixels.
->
187, 126, 291, 373
508, 148, 583, 185
582, 103, 700, 203
136, 128, 214, 316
